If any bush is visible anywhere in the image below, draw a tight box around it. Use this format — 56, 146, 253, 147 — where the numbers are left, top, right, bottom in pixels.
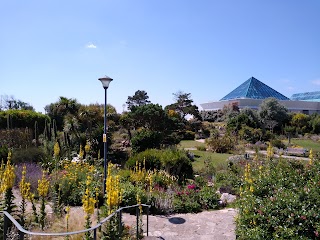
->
270, 138, 285, 149
199, 186, 220, 210
120, 181, 147, 208
126, 149, 162, 170
55, 161, 100, 206
206, 134, 236, 153
182, 130, 195, 140
11, 147, 46, 164
236, 158, 320, 239
126, 148, 193, 180
131, 130, 162, 153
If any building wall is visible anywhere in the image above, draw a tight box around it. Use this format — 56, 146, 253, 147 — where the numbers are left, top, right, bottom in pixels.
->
200, 98, 320, 114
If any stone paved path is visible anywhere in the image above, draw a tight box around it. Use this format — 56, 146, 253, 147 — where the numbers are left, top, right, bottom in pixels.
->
123, 208, 237, 240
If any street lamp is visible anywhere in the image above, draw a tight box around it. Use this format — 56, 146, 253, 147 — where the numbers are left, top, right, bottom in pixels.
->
98, 76, 113, 198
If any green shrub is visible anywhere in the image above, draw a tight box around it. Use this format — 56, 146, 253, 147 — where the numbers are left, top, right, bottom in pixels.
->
126, 148, 193, 180
271, 138, 285, 149
206, 134, 236, 153
173, 189, 201, 213
55, 162, 99, 206
131, 130, 162, 153
199, 186, 220, 210
237, 158, 320, 239
126, 149, 162, 170
182, 130, 195, 140
120, 181, 147, 207
11, 147, 46, 164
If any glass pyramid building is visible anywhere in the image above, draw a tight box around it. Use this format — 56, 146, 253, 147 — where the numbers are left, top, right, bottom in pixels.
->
220, 77, 290, 101
291, 91, 320, 102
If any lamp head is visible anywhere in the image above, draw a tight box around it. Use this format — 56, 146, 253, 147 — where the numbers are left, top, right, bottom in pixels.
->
98, 76, 113, 89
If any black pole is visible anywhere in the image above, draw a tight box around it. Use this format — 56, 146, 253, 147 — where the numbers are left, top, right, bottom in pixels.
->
103, 87, 108, 198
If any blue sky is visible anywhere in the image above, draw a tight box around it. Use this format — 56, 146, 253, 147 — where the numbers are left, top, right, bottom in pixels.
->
1, 0, 319, 113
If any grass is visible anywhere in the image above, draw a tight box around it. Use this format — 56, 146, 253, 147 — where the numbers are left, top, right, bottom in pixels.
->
189, 150, 232, 173
287, 138, 320, 152
178, 140, 206, 149
178, 140, 232, 172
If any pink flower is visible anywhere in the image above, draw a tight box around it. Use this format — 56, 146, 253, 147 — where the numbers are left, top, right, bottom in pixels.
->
187, 184, 196, 190
300, 215, 307, 220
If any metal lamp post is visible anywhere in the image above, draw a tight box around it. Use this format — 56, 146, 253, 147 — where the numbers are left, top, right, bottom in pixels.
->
98, 76, 113, 198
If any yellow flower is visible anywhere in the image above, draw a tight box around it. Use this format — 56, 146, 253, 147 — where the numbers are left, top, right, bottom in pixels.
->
19, 165, 31, 199
85, 141, 90, 154
54, 141, 60, 158
309, 149, 313, 165
65, 206, 71, 221
37, 172, 50, 197
0, 154, 15, 193
79, 144, 84, 159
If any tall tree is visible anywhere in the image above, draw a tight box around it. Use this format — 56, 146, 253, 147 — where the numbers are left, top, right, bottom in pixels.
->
165, 91, 200, 119
126, 90, 151, 111
44, 97, 80, 131
258, 98, 289, 131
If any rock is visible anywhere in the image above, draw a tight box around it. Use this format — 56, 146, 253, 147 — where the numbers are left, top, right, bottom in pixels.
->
220, 193, 236, 204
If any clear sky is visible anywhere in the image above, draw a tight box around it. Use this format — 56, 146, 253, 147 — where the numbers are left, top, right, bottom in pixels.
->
1, 0, 319, 113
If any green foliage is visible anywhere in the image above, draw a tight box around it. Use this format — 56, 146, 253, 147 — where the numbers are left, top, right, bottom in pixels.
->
258, 98, 289, 131
227, 108, 260, 133
270, 138, 285, 149
182, 130, 195, 140
120, 181, 147, 207
309, 114, 320, 134
198, 186, 220, 210
166, 91, 200, 119
206, 134, 236, 153
0, 128, 33, 149
11, 147, 46, 164
238, 126, 262, 143
291, 113, 310, 134
126, 148, 193, 179
126, 90, 151, 111
173, 184, 219, 213
0, 109, 49, 132
237, 158, 320, 239
55, 162, 99, 206
131, 130, 162, 153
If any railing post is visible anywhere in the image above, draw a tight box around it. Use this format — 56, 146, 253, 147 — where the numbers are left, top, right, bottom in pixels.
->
19, 230, 24, 240
3, 214, 8, 240
136, 206, 139, 240
146, 206, 149, 236
93, 229, 97, 240
118, 209, 122, 236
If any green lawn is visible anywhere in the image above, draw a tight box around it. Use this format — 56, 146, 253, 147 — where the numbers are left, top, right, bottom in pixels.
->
178, 140, 232, 173
290, 139, 320, 152
178, 140, 206, 149
189, 150, 232, 173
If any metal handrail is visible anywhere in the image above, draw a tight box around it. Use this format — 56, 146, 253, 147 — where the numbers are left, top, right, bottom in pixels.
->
1, 203, 150, 239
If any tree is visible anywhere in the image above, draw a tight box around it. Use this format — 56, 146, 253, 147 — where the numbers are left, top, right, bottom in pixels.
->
227, 108, 259, 133
124, 104, 182, 151
126, 90, 151, 111
129, 103, 168, 131
0, 95, 34, 111
258, 98, 289, 131
44, 97, 80, 131
291, 113, 310, 134
165, 91, 200, 119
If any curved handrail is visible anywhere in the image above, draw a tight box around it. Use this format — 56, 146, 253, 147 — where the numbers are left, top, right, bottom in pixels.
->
1, 204, 150, 237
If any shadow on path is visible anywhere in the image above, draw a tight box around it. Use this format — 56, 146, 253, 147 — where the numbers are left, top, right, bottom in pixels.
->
168, 217, 186, 224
